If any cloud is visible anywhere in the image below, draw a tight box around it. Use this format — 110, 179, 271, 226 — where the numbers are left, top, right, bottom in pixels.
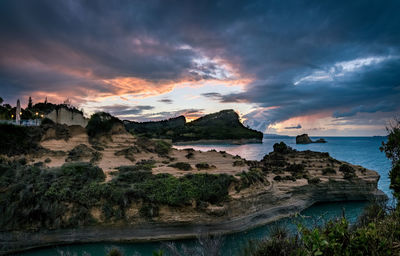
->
1, 0, 399, 134
158, 98, 173, 104
127, 108, 205, 122
201, 92, 222, 100
284, 124, 302, 129
100, 104, 154, 116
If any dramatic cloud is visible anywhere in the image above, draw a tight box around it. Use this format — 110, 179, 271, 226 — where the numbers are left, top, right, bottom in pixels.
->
128, 108, 205, 122
100, 104, 154, 117
158, 98, 173, 104
284, 124, 302, 130
0, 0, 399, 134
201, 92, 223, 100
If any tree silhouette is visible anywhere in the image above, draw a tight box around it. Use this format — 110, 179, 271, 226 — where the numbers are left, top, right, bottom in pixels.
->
28, 97, 33, 109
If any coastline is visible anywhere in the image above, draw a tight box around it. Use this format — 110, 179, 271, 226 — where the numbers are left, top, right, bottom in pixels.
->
173, 138, 262, 145
1, 181, 386, 255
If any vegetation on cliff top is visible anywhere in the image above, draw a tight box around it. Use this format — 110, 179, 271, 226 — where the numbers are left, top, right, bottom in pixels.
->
86, 112, 123, 138
124, 109, 263, 142
0, 123, 42, 156
0, 159, 234, 231
244, 119, 400, 256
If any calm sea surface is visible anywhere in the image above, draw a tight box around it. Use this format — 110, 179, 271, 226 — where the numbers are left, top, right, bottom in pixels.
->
19, 137, 392, 256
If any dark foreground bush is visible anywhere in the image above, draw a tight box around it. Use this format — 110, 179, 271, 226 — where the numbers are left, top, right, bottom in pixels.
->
243, 203, 400, 256
339, 164, 356, 179
0, 160, 235, 230
322, 167, 336, 175
0, 124, 42, 155
236, 169, 268, 191
273, 142, 293, 154
196, 162, 214, 170
169, 162, 192, 171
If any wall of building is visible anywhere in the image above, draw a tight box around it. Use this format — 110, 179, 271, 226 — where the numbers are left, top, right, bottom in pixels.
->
46, 108, 88, 127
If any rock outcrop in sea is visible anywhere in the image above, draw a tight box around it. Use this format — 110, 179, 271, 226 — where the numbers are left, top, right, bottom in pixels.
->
296, 134, 327, 144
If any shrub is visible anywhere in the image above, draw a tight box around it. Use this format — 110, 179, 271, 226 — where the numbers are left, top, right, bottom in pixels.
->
185, 152, 195, 159
0, 124, 42, 156
114, 146, 140, 162
195, 162, 212, 170
154, 140, 172, 156
139, 203, 160, 218
273, 175, 282, 181
168, 162, 192, 171
273, 142, 293, 154
107, 247, 123, 256
236, 169, 267, 191
66, 144, 94, 162
308, 177, 321, 184
233, 160, 246, 166
339, 164, 356, 179
286, 163, 305, 174
389, 163, 400, 197
86, 112, 122, 138
322, 167, 336, 175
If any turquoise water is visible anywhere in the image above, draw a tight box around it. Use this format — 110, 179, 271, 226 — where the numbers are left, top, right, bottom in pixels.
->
17, 137, 392, 256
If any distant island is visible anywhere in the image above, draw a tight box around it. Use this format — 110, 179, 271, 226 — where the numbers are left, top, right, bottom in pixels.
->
124, 109, 263, 144
296, 134, 327, 144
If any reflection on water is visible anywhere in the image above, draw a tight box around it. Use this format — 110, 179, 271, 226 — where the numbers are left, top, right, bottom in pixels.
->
20, 137, 392, 256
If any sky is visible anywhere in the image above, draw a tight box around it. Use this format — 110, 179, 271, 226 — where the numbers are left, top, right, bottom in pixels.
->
0, 0, 399, 136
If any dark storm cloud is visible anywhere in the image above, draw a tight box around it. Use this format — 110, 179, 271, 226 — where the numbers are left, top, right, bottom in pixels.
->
125, 108, 205, 122
158, 98, 173, 104
284, 124, 302, 130
201, 92, 223, 100
100, 104, 154, 116
0, 0, 399, 130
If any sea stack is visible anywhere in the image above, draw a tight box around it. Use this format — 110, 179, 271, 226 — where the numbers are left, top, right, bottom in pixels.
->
296, 134, 327, 144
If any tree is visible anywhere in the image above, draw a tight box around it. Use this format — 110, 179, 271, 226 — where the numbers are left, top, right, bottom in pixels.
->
0, 97, 3, 104
380, 118, 400, 199
380, 118, 400, 165
28, 97, 33, 109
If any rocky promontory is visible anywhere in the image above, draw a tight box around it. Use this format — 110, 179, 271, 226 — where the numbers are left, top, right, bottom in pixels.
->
296, 134, 327, 144
0, 120, 384, 254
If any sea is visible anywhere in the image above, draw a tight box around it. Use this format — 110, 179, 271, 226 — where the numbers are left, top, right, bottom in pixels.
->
18, 136, 393, 256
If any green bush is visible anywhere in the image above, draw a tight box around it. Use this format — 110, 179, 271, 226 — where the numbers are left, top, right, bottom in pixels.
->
389, 163, 400, 197
322, 167, 336, 175
86, 112, 122, 138
107, 247, 123, 256
185, 151, 195, 159
286, 163, 305, 174
339, 164, 356, 179
236, 169, 268, 191
195, 162, 212, 170
273, 142, 293, 154
233, 160, 246, 166
0, 124, 42, 156
154, 140, 172, 156
308, 177, 321, 184
168, 162, 192, 171
139, 203, 160, 218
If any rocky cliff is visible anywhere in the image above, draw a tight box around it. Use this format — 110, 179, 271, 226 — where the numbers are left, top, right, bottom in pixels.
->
0, 132, 385, 254
124, 109, 263, 143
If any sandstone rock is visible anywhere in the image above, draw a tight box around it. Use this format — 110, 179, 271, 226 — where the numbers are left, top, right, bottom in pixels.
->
296, 134, 313, 144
